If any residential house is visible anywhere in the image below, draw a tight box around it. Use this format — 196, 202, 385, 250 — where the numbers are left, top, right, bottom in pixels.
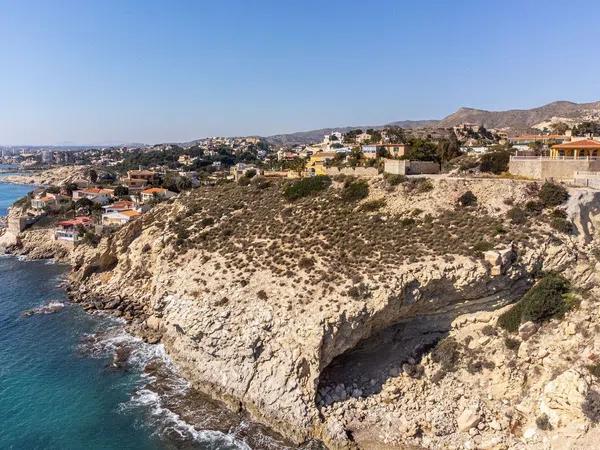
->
305, 152, 337, 176
178, 155, 197, 166
323, 132, 343, 145
509, 137, 600, 180
101, 209, 142, 227
230, 163, 261, 181
124, 169, 160, 193
127, 169, 160, 184
140, 187, 176, 203
362, 143, 409, 159
54, 216, 93, 242
277, 149, 299, 161
31, 192, 68, 212
102, 200, 135, 213
72, 187, 114, 205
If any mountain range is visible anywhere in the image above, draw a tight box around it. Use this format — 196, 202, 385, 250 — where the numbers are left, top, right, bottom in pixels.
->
265, 100, 600, 145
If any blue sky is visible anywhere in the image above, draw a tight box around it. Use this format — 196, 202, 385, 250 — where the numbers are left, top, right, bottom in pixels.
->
1, 0, 599, 145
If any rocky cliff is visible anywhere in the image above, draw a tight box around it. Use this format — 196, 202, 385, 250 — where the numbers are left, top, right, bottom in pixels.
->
67, 177, 600, 448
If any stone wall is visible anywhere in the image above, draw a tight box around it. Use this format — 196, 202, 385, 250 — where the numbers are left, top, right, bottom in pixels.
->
326, 167, 379, 177
408, 161, 441, 175
508, 159, 542, 179
383, 159, 408, 175
383, 159, 441, 176
509, 158, 600, 181
573, 172, 600, 189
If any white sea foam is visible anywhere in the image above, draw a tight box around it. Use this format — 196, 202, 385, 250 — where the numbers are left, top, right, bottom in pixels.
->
22, 301, 66, 317
81, 324, 252, 449
122, 388, 251, 449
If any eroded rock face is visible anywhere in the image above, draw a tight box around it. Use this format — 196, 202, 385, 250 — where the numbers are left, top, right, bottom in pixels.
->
68, 180, 594, 446
540, 369, 590, 431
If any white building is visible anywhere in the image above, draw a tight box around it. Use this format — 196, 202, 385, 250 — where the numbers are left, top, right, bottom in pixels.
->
140, 188, 176, 203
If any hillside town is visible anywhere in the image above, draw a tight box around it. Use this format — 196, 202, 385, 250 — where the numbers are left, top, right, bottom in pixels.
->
4, 119, 600, 251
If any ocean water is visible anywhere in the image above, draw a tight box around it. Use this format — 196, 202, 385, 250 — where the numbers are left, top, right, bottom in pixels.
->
0, 182, 32, 216
0, 182, 307, 450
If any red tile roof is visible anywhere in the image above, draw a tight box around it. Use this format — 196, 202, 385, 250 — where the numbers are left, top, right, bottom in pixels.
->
552, 139, 600, 149
142, 187, 167, 194
512, 134, 565, 141
57, 216, 92, 227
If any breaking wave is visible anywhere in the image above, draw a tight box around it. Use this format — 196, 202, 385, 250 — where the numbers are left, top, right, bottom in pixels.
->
77, 321, 306, 450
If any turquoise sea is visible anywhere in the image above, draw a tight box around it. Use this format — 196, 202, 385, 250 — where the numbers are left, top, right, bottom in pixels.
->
0, 181, 302, 450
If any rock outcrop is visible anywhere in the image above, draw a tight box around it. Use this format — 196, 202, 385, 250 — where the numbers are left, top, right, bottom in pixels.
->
66, 177, 600, 448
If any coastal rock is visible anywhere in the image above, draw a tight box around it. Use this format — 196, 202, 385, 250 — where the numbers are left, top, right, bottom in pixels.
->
539, 369, 590, 431
457, 404, 481, 432
65, 179, 600, 448
518, 321, 539, 340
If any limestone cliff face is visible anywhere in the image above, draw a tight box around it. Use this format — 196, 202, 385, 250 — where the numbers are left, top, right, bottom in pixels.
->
68, 179, 588, 445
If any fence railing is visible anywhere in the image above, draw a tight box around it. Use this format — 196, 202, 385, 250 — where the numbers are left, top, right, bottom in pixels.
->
510, 156, 600, 161
575, 171, 600, 178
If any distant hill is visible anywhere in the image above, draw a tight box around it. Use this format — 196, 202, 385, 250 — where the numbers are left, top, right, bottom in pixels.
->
437, 100, 600, 130
265, 120, 437, 146
263, 100, 600, 146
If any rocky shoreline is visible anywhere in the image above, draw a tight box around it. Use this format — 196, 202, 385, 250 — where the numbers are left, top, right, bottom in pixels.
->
0, 165, 88, 186
5, 176, 600, 448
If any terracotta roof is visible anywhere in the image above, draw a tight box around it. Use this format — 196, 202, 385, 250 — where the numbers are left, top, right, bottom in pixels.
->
57, 216, 92, 227
364, 143, 407, 147
119, 210, 142, 218
552, 139, 600, 149
128, 170, 156, 176
103, 200, 134, 209
80, 187, 114, 195
142, 187, 167, 194
511, 134, 565, 141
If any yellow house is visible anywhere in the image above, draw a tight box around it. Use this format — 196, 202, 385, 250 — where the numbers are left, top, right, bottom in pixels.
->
550, 139, 600, 159
305, 152, 337, 176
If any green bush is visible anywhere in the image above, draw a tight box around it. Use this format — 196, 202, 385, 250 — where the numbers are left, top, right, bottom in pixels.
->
359, 198, 385, 212
524, 200, 544, 214
497, 301, 525, 332
498, 274, 571, 332
251, 176, 271, 189
536, 414, 552, 431
538, 182, 569, 207
341, 180, 369, 202
457, 190, 477, 207
238, 176, 251, 186
347, 283, 372, 300
473, 241, 494, 253
550, 217, 574, 234
383, 173, 406, 186
504, 336, 520, 351
400, 217, 416, 226
431, 337, 460, 373
507, 206, 527, 224
480, 150, 510, 174
551, 208, 568, 219
521, 277, 570, 322
283, 175, 331, 201
405, 177, 434, 193
200, 217, 215, 227
587, 363, 600, 378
